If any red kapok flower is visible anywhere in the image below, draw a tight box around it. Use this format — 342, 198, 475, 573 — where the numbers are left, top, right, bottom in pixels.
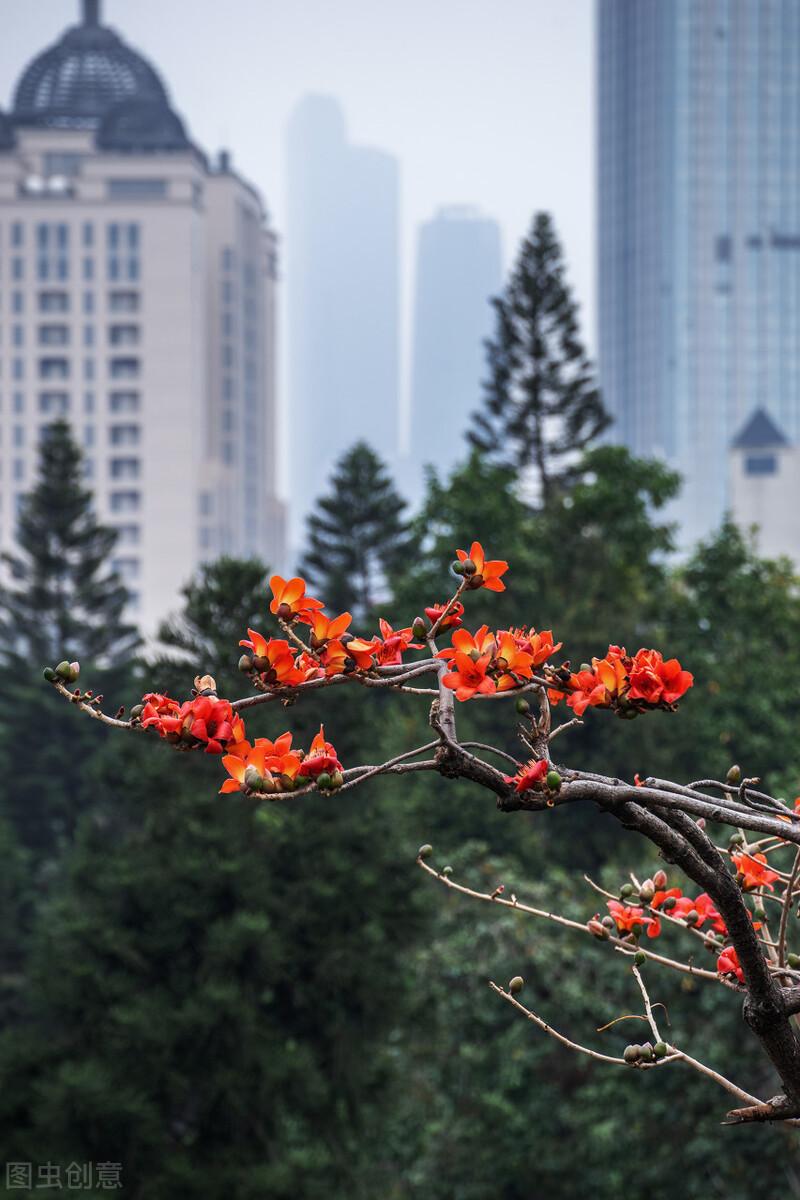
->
717, 945, 744, 984
269, 575, 325, 623
694, 892, 727, 936
731, 850, 778, 892
565, 668, 608, 717
456, 541, 509, 592
301, 724, 343, 778
239, 631, 303, 686
309, 610, 352, 648
504, 758, 548, 793
508, 627, 562, 668
606, 899, 660, 938
140, 692, 181, 730
425, 600, 465, 631
179, 694, 241, 755
441, 651, 497, 702
371, 618, 423, 666
437, 624, 497, 664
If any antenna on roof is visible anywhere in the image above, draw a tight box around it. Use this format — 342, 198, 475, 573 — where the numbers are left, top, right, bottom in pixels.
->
82, 0, 101, 26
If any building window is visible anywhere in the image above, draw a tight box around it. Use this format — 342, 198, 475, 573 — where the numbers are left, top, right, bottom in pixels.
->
109, 290, 139, 313
39, 392, 69, 416
107, 179, 166, 198
38, 324, 69, 346
13, 425, 24, 447
109, 324, 139, 347
84, 424, 94, 446
13, 392, 24, 413
110, 424, 140, 446
83, 292, 94, 314
110, 457, 140, 480
109, 391, 140, 413
115, 523, 140, 546
110, 357, 139, 380
13, 458, 24, 481
111, 556, 140, 580
12, 291, 24, 314
39, 291, 69, 313
45, 152, 83, 178
84, 391, 95, 413
110, 490, 140, 513
745, 454, 777, 476
11, 222, 23, 247
39, 357, 69, 380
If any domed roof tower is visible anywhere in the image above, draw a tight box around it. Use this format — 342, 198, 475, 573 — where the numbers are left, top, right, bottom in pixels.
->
11, 0, 182, 136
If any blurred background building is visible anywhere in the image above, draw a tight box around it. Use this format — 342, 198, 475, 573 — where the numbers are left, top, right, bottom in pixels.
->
0, 0, 284, 634
286, 95, 399, 546
403, 204, 502, 500
597, 0, 800, 546
730, 408, 800, 564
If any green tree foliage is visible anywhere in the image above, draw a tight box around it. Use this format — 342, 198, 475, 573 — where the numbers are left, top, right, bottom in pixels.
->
0, 421, 137, 856
469, 212, 609, 494
300, 441, 414, 618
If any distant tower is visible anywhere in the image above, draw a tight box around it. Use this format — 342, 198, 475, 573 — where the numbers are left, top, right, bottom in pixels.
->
0, 0, 285, 633
407, 206, 502, 497
286, 95, 399, 545
598, 0, 800, 545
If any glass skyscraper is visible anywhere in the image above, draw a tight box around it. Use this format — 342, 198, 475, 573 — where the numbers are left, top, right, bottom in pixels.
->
597, 0, 800, 544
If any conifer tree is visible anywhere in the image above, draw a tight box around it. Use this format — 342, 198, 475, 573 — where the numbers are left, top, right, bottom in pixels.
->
300, 441, 414, 617
469, 212, 609, 496
0, 421, 138, 853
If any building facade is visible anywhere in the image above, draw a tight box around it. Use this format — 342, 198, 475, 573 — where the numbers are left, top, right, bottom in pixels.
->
0, 1, 285, 634
404, 205, 502, 499
286, 95, 399, 546
597, 0, 800, 545
730, 408, 800, 563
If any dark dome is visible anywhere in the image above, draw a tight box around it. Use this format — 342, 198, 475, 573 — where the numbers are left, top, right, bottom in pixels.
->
12, 3, 170, 130
0, 109, 15, 151
97, 98, 190, 153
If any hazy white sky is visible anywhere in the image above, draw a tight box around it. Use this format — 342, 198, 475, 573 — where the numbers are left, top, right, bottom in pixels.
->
4, 0, 596, 447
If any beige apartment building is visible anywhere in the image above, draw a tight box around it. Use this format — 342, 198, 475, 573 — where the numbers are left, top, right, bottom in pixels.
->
0, 1, 285, 634
730, 409, 800, 566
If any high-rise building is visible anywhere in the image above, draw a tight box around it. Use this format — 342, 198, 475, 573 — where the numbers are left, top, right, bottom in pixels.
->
0, 0, 285, 634
286, 95, 399, 544
597, 0, 800, 544
405, 205, 502, 498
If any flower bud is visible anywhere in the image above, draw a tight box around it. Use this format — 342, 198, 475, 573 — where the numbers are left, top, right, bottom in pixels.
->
620, 883, 634, 898
244, 765, 263, 792
460, 558, 476, 576
277, 603, 292, 621
130, 704, 143, 720
43, 667, 56, 682
726, 764, 742, 785
639, 880, 655, 903
633, 950, 646, 966
238, 654, 254, 673
588, 919, 609, 940
451, 560, 465, 575
316, 771, 332, 791
443, 865, 453, 877
412, 617, 428, 639
508, 975, 524, 995
515, 697, 530, 715
418, 844, 433, 860
330, 770, 344, 789
653, 869, 667, 890
653, 1041, 668, 1059
546, 770, 562, 792
753, 906, 766, 923
662, 896, 677, 911
601, 915, 615, 930
55, 660, 72, 680
467, 574, 484, 590
787, 953, 800, 969
684, 909, 699, 926
640, 1042, 655, 1062
252, 655, 269, 673
729, 832, 745, 848
279, 774, 297, 792
623, 1045, 640, 1064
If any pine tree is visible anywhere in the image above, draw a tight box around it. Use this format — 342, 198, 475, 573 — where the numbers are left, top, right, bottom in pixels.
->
300, 441, 414, 617
469, 212, 609, 496
0, 420, 138, 854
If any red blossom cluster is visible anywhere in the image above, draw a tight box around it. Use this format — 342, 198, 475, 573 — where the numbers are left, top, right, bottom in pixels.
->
140, 689, 246, 755
549, 645, 694, 717
219, 725, 343, 795
438, 625, 561, 701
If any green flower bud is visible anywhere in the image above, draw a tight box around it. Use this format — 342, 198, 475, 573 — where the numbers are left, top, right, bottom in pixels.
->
451, 559, 465, 575
238, 654, 254, 673
684, 909, 699, 926
55, 661, 72, 680
129, 704, 144, 720
546, 770, 562, 792
460, 558, 477, 576
412, 617, 428, 639
67, 662, 80, 683
726, 764, 742, 785
729, 832, 745, 847
653, 1041, 668, 1059
418, 844, 433, 860
662, 896, 677, 912
508, 975, 524, 995
43, 667, 56, 682
623, 1045, 640, 1064
442, 865, 453, 877
633, 951, 646, 966
330, 770, 345, 789
640, 1042, 654, 1062
244, 765, 263, 791
316, 771, 332, 791
620, 883, 634, 898
639, 880, 655, 903
788, 953, 800, 969
515, 697, 531, 715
